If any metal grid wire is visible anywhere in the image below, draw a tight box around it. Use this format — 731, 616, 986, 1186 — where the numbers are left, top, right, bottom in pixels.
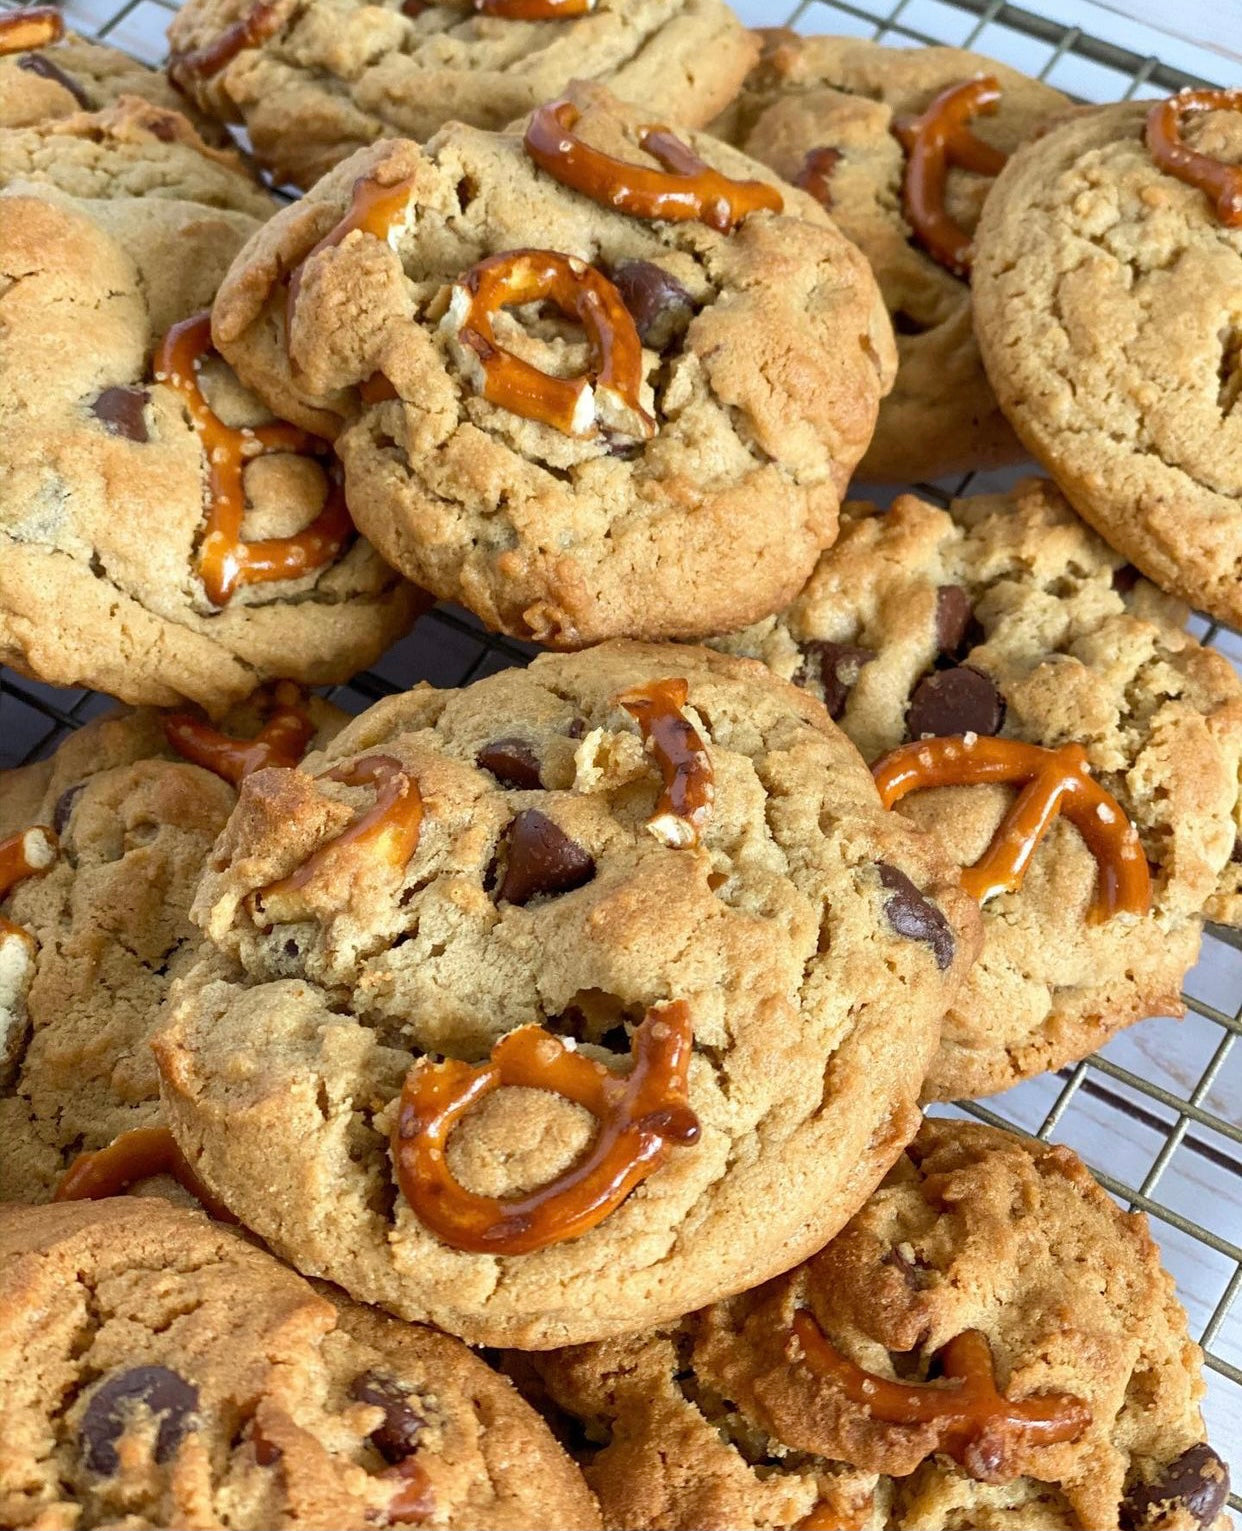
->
1, 0, 1240, 1484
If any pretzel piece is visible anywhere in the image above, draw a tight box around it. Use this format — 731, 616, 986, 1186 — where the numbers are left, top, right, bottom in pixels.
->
0, 826, 57, 948
476, 0, 593, 13
168, 0, 282, 82
164, 682, 316, 785
286, 174, 418, 337
794, 147, 843, 210
392, 1001, 700, 1254
0, 7, 63, 55
1146, 88, 1242, 226
524, 99, 782, 232
616, 678, 714, 848
54, 1126, 236, 1221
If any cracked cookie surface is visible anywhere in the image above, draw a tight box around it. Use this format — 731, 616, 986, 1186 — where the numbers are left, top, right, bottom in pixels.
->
166, 0, 759, 192
528, 1119, 1229, 1531
154, 641, 978, 1347
716, 33, 1069, 483
972, 100, 1242, 626
0, 1197, 601, 1530
212, 85, 894, 647
712, 479, 1242, 1098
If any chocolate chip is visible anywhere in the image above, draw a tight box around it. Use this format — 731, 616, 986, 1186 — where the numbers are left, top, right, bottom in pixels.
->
348, 1371, 424, 1464
906, 665, 1004, 740
935, 585, 972, 656
876, 863, 955, 971
566, 717, 588, 740
52, 782, 85, 836
476, 737, 542, 790
91, 385, 149, 443
1121, 1444, 1230, 1530
796, 640, 875, 720
1112, 562, 1142, 595
400, 0, 427, 12
495, 810, 595, 906
882, 1243, 933, 1289
17, 52, 93, 108
610, 260, 695, 351
80, 1366, 198, 1475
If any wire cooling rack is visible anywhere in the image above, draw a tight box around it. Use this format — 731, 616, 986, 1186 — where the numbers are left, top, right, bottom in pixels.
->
2, 0, 1240, 1486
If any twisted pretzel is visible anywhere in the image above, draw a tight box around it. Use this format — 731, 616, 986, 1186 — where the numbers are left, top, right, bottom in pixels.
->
392, 1002, 700, 1254
54, 1126, 236, 1222
524, 99, 783, 232
1146, 88, 1242, 226
154, 311, 352, 607
445, 249, 654, 439
616, 679, 714, 848
0, 826, 57, 947
168, 0, 282, 82
476, 0, 592, 13
0, 7, 63, 54
793, 1312, 1089, 1483
892, 76, 1006, 278
164, 681, 316, 785
871, 735, 1151, 921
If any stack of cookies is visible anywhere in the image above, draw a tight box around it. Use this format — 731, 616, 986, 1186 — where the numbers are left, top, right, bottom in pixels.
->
0, 3, 1236, 1527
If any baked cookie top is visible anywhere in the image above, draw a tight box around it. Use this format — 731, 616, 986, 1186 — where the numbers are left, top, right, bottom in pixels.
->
166, 0, 759, 191
155, 641, 978, 1348
212, 85, 894, 646
972, 96, 1242, 626
718, 33, 1069, 483
712, 479, 1242, 1099
0, 1197, 601, 1530
530, 1119, 1230, 1531
0, 103, 425, 713
0, 692, 344, 1203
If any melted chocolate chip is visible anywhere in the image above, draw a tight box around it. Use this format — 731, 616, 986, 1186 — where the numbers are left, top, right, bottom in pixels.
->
935, 585, 972, 656
610, 260, 695, 351
91, 385, 149, 443
1112, 562, 1142, 595
17, 52, 93, 108
80, 1366, 198, 1475
1121, 1444, 1230, 1530
876, 863, 955, 971
906, 665, 1004, 740
495, 810, 595, 906
476, 737, 542, 790
349, 1371, 425, 1464
52, 782, 85, 836
882, 1243, 934, 1289
796, 640, 875, 720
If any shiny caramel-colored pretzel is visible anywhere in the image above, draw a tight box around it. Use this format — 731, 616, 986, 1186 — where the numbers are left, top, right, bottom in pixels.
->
446, 249, 654, 439
392, 1001, 700, 1255
0, 826, 57, 946
793, 1312, 1089, 1483
384, 1457, 435, 1524
168, 0, 282, 82
524, 99, 783, 232
164, 681, 316, 785
794, 147, 843, 210
476, 0, 592, 14
891, 76, 1006, 279
154, 311, 353, 607
616, 679, 714, 849
1146, 89, 1242, 226
53, 1126, 237, 1222
872, 735, 1151, 920
249, 754, 423, 926
0, 6, 63, 54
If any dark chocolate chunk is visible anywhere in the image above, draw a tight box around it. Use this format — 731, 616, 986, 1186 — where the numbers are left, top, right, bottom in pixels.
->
400, 0, 428, 13
17, 52, 93, 108
476, 737, 542, 790
81, 1366, 198, 1475
906, 665, 1004, 740
91, 385, 149, 443
52, 782, 85, 836
1121, 1444, 1230, 1530
495, 810, 595, 906
796, 640, 875, 720
876, 863, 955, 971
882, 1243, 934, 1289
610, 260, 695, 351
934, 585, 972, 656
349, 1370, 425, 1464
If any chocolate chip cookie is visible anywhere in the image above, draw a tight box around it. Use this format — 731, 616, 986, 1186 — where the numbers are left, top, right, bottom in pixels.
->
0, 100, 426, 714
0, 1197, 601, 1529
527, 1119, 1230, 1531
716, 33, 1069, 484
0, 691, 344, 1203
211, 84, 894, 647
972, 95, 1242, 626
166, 0, 759, 192
154, 641, 978, 1347
712, 479, 1242, 1100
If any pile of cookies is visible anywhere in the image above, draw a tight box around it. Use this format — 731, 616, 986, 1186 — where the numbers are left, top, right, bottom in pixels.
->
0, 3, 1236, 1526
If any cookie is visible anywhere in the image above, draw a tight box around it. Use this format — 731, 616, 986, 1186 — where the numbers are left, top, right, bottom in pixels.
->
0, 690, 345, 1203
166, 0, 760, 192
528, 1119, 1231, 1531
0, 1197, 601, 1529
154, 640, 978, 1347
711, 479, 1242, 1099
972, 95, 1242, 626
0, 100, 426, 713
715, 34, 1070, 484
211, 84, 895, 646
